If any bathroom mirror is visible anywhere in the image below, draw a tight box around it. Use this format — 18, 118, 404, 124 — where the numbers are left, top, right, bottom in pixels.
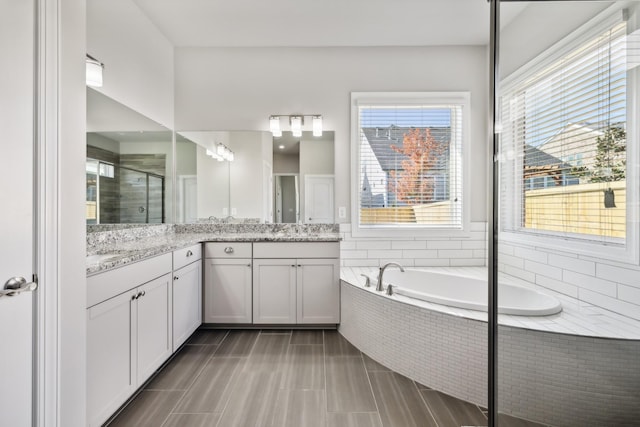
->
86, 88, 174, 224
176, 130, 335, 223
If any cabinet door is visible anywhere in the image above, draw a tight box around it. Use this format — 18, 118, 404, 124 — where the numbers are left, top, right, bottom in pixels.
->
173, 261, 202, 351
253, 259, 297, 324
87, 290, 136, 427
136, 274, 172, 385
204, 258, 253, 323
297, 259, 340, 324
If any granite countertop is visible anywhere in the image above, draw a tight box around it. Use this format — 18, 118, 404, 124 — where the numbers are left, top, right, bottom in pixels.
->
86, 224, 341, 276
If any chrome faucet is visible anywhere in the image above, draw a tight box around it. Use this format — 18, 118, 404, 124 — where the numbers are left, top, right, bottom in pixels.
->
376, 262, 405, 292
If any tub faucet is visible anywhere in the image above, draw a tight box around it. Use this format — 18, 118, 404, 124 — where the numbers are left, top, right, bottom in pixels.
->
376, 262, 405, 292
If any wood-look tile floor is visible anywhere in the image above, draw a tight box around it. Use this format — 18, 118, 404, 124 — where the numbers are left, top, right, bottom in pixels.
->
106, 329, 546, 427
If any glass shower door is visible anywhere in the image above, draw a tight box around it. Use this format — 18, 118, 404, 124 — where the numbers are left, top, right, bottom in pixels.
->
147, 174, 164, 223
493, 1, 640, 426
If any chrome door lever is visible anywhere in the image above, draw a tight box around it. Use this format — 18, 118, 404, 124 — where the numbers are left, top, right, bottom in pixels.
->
1, 276, 38, 298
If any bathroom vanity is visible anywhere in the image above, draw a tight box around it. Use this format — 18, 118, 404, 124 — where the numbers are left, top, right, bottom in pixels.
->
203, 241, 340, 325
85, 223, 339, 427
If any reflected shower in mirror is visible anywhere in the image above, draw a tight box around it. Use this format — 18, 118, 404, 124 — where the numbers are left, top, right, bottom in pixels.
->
86, 88, 173, 224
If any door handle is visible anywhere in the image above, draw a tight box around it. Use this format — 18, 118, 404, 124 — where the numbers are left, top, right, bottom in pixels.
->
1, 276, 38, 298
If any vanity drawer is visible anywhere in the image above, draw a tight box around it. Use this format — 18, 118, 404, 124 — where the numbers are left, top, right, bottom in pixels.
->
173, 244, 202, 270
205, 242, 252, 259
253, 242, 339, 259
87, 252, 172, 308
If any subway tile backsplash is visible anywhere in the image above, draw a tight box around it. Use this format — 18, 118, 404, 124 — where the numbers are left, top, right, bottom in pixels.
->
339, 221, 488, 268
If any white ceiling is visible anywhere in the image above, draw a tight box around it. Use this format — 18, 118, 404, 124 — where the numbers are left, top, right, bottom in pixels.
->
132, 0, 527, 47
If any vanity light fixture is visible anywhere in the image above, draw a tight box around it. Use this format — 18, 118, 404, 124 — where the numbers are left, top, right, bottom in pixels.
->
290, 116, 303, 137
268, 114, 323, 137
206, 143, 234, 162
270, 116, 282, 137
312, 115, 323, 137
86, 54, 104, 87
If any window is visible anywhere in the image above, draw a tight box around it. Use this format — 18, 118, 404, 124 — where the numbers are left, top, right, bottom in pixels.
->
351, 92, 469, 236
499, 16, 632, 249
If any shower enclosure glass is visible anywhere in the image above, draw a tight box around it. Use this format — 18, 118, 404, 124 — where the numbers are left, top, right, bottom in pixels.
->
86, 159, 165, 224
493, 1, 640, 426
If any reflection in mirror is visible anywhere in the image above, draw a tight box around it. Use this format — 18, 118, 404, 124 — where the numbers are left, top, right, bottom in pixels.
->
275, 131, 334, 224
274, 175, 299, 223
86, 88, 173, 224
176, 130, 335, 223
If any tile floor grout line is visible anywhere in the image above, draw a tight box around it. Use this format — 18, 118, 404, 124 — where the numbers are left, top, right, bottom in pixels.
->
212, 330, 262, 427
322, 329, 330, 427
359, 340, 384, 427
167, 330, 229, 417
158, 388, 190, 427
413, 381, 443, 427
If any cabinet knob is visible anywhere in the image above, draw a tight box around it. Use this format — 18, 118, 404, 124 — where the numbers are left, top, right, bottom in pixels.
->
174, 276, 179, 281
224, 247, 234, 254
186, 250, 193, 257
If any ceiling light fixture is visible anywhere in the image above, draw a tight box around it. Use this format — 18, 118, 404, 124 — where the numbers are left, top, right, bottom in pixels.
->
86, 54, 104, 87
268, 114, 323, 137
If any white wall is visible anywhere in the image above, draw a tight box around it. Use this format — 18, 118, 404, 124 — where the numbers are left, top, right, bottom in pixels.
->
87, 133, 119, 154
196, 146, 230, 218
273, 153, 299, 174
174, 46, 489, 225
87, 0, 174, 128
60, 0, 88, 424
229, 131, 273, 220
500, 2, 611, 77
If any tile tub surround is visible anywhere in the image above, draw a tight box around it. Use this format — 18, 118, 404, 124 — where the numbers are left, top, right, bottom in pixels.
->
498, 240, 640, 321
339, 268, 640, 427
86, 223, 340, 275
339, 222, 488, 268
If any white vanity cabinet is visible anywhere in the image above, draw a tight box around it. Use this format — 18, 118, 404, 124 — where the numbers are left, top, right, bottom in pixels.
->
86, 253, 172, 427
252, 258, 297, 323
253, 242, 340, 325
203, 242, 253, 323
172, 244, 202, 351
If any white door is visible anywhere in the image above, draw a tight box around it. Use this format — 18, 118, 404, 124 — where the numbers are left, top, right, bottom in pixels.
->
178, 175, 198, 223
305, 175, 335, 223
0, 0, 38, 425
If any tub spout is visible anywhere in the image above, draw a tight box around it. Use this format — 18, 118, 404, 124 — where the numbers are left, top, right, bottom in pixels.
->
376, 262, 405, 292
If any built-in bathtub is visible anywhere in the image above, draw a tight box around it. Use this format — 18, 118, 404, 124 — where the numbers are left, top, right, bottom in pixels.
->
379, 269, 562, 316
339, 267, 640, 427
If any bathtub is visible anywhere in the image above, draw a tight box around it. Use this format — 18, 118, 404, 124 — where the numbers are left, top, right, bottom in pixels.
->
382, 269, 562, 316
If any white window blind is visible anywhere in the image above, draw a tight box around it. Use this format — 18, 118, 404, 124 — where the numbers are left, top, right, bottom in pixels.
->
356, 100, 464, 229
500, 20, 627, 244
